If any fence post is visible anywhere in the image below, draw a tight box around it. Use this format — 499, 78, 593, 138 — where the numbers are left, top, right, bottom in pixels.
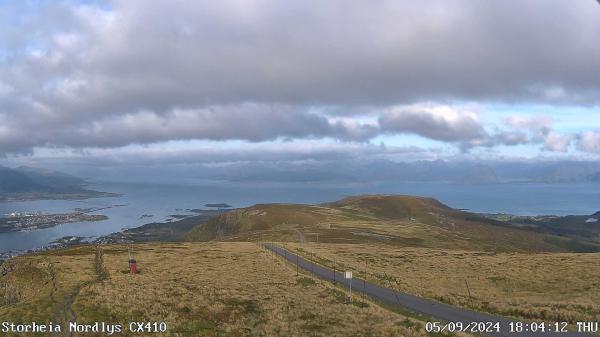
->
333, 259, 336, 284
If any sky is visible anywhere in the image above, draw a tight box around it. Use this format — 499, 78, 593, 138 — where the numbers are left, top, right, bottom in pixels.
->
1, 0, 600, 174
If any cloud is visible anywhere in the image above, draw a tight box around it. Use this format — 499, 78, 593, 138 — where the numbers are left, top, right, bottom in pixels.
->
0, 103, 381, 152
543, 132, 574, 152
577, 131, 600, 154
61, 0, 599, 109
379, 105, 486, 142
500, 114, 574, 152
375, 105, 553, 151
504, 115, 553, 136
9, 140, 436, 168
1, 0, 600, 155
486, 131, 529, 147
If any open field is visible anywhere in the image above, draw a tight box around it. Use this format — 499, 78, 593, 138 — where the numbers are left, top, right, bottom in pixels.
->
0, 242, 455, 337
180, 195, 600, 328
286, 242, 600, 324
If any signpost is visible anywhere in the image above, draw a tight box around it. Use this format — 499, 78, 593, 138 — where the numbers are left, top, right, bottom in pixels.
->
344, 271, 353, 302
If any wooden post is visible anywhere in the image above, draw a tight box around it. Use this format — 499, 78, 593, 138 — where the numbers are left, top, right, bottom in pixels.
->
465, 279, 474, 308
310, 250, 314, 275
363, 259, 367, 296
310, 252, 315, 276
333, 259, 336, 284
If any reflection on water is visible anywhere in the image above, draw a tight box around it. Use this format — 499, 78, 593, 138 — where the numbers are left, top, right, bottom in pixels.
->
1, 181, 599, 253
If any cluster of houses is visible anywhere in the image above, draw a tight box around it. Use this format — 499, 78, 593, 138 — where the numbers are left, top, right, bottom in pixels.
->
3, 211, 42, 218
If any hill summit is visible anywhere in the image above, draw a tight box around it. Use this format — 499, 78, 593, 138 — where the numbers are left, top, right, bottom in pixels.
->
187, 194, 598, 253
324, 194, 453, 220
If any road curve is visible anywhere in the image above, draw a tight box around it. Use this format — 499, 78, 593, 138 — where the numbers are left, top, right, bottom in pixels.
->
263, 243, 593, 337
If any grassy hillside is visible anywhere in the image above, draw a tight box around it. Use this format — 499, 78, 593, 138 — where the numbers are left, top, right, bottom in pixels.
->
486, 212, 600, 247
5, 194, 598, 336
1, 243, 436, 337
4, 241, 598, 335
187, 195, 594, 253
288, 242, 600, 324
324, 194, 453, 221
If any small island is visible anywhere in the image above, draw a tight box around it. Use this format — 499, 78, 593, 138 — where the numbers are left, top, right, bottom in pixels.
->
204, 203, 232, 209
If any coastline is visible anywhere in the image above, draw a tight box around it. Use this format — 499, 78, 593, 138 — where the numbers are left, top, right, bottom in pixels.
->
0, 208, 227, 261
0, 191, 121, 203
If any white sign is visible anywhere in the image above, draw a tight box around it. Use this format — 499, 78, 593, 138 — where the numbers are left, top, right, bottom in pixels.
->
344, 271, 352, 279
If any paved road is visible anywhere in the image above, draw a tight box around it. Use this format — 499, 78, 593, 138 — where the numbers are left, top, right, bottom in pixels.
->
263, 243, 593, 337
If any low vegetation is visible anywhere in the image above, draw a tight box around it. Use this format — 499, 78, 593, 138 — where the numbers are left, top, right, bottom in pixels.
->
288, 242, 600, 324
182, 195, 600, 325
187, 195, 596, 253
4, 194, 599, 336
1, 242, 460, 337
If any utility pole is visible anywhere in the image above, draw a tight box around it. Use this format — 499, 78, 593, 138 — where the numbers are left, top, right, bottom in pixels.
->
296, 253, 299, 276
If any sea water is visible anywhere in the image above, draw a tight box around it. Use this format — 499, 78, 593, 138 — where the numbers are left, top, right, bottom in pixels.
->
1, 181, 599, 253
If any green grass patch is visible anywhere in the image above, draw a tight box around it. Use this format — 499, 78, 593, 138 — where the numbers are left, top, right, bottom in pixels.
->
175, 319, 217, 337
350, 300, 369, 308
223, 298, 261, 315
296, 277, 317, 287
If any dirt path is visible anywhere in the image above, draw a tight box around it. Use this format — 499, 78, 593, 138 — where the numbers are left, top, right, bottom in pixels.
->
48, 260, 63, 336
293, 228, 306, 243
49, 247, 109, 337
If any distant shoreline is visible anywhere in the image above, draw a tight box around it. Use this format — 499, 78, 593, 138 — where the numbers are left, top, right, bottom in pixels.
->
97, 208, 227, 244
0, 208, 229, 260
0, 190, 121, 203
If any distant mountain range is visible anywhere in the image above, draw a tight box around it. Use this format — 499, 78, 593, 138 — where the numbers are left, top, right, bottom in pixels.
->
210, 160, 600, 184
4, 160, 600, 190
589, 171, 600, 182
0, 166, 115, 201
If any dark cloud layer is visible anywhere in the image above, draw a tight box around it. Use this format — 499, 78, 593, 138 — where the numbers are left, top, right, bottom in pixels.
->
380, 106, 485, 142
1, 0, 600, 155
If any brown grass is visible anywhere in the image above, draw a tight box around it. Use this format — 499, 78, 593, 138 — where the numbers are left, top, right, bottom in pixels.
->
187, 196, 569, 253
1, 242, 460, 337
288, 242, 600, 324
0, 246, 96, 324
